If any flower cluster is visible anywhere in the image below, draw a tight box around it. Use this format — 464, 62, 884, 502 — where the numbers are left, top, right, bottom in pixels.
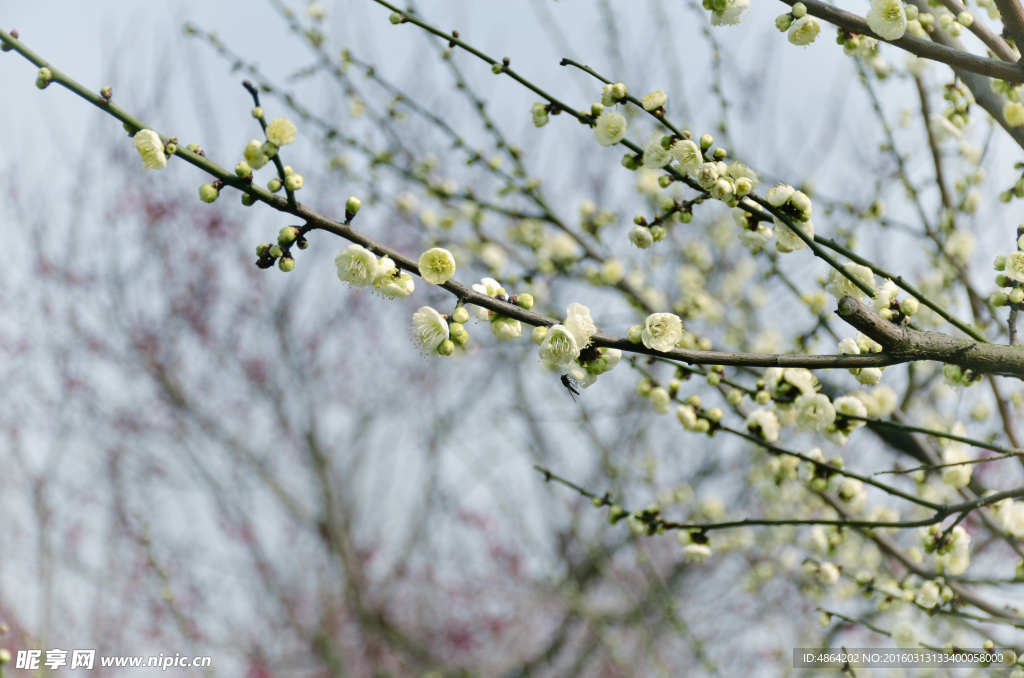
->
705, 0, 750, 26
765, 184, 814, 253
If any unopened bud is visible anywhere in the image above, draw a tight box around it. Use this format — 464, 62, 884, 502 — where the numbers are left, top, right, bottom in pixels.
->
621, 154, 640, 171
100, 85, 112, 99
658, 175, 673, 188
268, 245, 283, 259
792, 2, 807, 18
901, 297, 919, 316
36, 66, 52, 89
706, 372, 721, 386
389, 12, 403, 24
995, 255, 1007, 270
199, 183, 219, 203
252, 106, 263, 118
256, 243, 271, 258
997, 273, 1010, 287
612, 83, 626, 100
297, 238, 309, 250
531, 325, 549, 345
713, 147, 727, 161
727, 389, 744, 406
278, 256, 296, 272
627, 325, 644, 344
0, 649, 9, 664
235, 161, 253, 178
591, 103, 604, 117
346, 196, 362, 219
241, 193, 256, 206
284, 174, 304, 191
634, 214, 647, 226
268, 178, 283, 193
516, 293, 534, 310
1010, 287, 1024, 305
776, 13, 793, 31
491, 63, 503, 74
278, 226, 300, 246
437, 339, 455, 356
452, 306, 470, 324
699, 134, 713, 150
650, 225, 666, 242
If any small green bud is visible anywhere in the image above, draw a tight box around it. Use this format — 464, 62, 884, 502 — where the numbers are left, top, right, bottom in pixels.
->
283, 166, 294, 176
612, 82, 626, 100
491, 63, 503, 74
532, 325, 549, 345
636, 379, 653, 398
345, 196, 362, 217
591, 102, 605, 117
285, 174, 304, 191
992, 291, 1008, 307
634, 214, 646, 226
608, 505, 626, 524
389, 12, 403, 24
713, 147, 727, 161
186, 143, 200, 153
256, 243, 271, 258
36, 67, 52, 89
755, 390, 771, 405
1010, 287, 1023, 305
261, 141, 278, 158
516, 293, 534, 310
297, 238, 309, 250
437, 339, 455, 356
164, 143, 177, 155
706, 372, 721, 386
252, 106, 264, 118
278, 226, 300, 246
995, 255, 1007, 270
449, 322, 469, 346
776, 13, 793, 31
997, 273, 1010, 287
699, 134, 713, 150
235, 161, 253, 178
905, 4, 919, 20
792, 2, 807, 17
879, 308, 893, 321
199, 183, 219, 203
686, 394, 701, 408
811, 477, 828, 492
726, 389, 744, 406
706, 408, 724, 423
451, 307, 470, 324
680, 211, 693, 224
268, 245, 283, 259
901, 297, 919, 316
241, 193, 256, 206
658, 175, 673, 189
627, 325, 644, 344
957, 10, 973, 26
268, 178, 283, 193
278, 256, 296, 272
621, 154, 640, 171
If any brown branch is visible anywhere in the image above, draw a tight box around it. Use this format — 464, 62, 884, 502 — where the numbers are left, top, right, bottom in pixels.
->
938, 0, 1019, 61
994, 0, 1024, 57
777, 0, 1024, 82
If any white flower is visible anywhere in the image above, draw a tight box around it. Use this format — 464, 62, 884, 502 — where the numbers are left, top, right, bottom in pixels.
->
856, 368, 883, 386
379, 272, 415, 299
838, 338, 861, 355
929, 114, 963, 142
916, 581, 940, 608
935, 526, 971, 575
531, 103, 549, 128
997, 500, 1024, 538
826, 263, 877, 300
944, 230, 976, 262
873, 386, 897, 416
1005, 252, 1024, 283
594, 111, 627, 146
629, 226, 654, 250
873, 279, 899, 312
641, 89, 667, 111
566, 362, 597, 389
335, 244, 379, 287
696, 162, 719, 189
834, 396, 868, 423
817, 562, 840, 586
411, 307, 450, 355
418, 247, 457, 285
941, 441, 973, 488
682, 543, 713, 563
773, 218, 813, 253
788, 16, 821, 45
738, 224, 773, 252
642, 133, 673, 168
651, 387, 671, 414
490, 315, 522, 341
642, 313, 684, 352
783, 368, 819, 395
132, 129, 167, 171
601, 84, 617, 107
746, 408, 780, 443
766, 184, 795, 207
266, 117, 298, 146
710, 179, 734, 202
725, 163, 759, 189
564, 303, 595, 348
244, 140, 270, 170
867, 0, 908, 40
1006, 102, 1024, 127
890, 621, 917, 649
711, 0, 750, 26
672, 139, 704, 175
677, 405, 699, 430
844, 35, 878, 57
470, 277, 505, 320
795, 393, 836, 432
306, 1, 326, 19
538, 324, 581, 366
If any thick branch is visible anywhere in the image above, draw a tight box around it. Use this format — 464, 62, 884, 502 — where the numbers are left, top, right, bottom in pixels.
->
994, 0, 1024, 57
776, 0, 1024, 83
838, 296, 1024, 378
939, 0, 1020, 61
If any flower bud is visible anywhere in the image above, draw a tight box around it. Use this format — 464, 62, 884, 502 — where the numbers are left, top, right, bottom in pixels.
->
957, 10, 973, 26
268, 245, 283, 259
627, 325, 644, 344
346, 196, 362, 217
491, 63, 503, 74
680, 211, 693, 223
992, 291, 1008, 307
713, 147, 727, 161
706, 372, 721, 386
241, 193, 256, 206
650, 225, 667, 242
735, 177, 752, 197
261, 141, 278, 158
36, 67, 52, 89
612, 83, 626, 100
199, 183, 219, 203
995, 255, 1007, 270
776, 13, 793, 31
531, 325, 549, 345
0, 649, 9, 664
997, 273, 1010, 287
297, 238, 309, 250
389, 12, 403, 24
278, 226, 300, 246
621, 154, 640, 171
437, 339, 455, 356
905, 4, 919, 20
608, 505, 626, 524
256, 243, 271, 258
252, 106, 264, 118
591, 102, 605, 117
452, 307, 470, 324
880, 308, 893, 320
792, 2, 807, 17
279, 256, 296, 272
268, 178, 283, 193
449, 322, 469, 346
1010, 287, 1024, 305
790, 190, 812, 212
901, 297, 919, 316
726, 389, 744, 406
165, 143, 177, 155
235, 161, 253, 178
285, 174, 304, 191
755, 390, 771, 405
636, 379, 653, 398
699, 134, 713, 150
283, 166, 294, 176
516, 293, 534, 310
